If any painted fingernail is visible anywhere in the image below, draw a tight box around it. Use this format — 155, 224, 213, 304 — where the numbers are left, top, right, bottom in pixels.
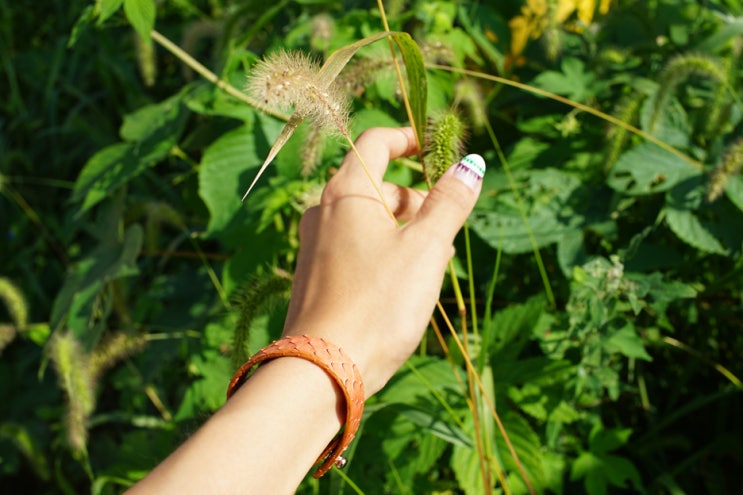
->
453, 153, 486, 190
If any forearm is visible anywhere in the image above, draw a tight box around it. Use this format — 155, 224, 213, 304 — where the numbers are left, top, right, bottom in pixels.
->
126, 357, 343, 494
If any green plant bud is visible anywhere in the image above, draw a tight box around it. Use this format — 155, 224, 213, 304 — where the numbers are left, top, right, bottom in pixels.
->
425, 111, 467, 183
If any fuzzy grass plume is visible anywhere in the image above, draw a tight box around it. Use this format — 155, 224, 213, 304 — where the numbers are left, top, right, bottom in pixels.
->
48, 331, 148, 456
707, 137, 743, 202
231, 271, 292, 370
246, 50, 350, 135
454, 78, 488, 133
605, 92, 645, 170
336, 46, 394, 98
0, 277, 28, 354
651, 53, 729, 132
48, 332, 95, 456
0, 277, 28, 329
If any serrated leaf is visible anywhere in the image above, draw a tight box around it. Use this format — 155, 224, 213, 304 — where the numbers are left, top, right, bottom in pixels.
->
175, 349, 232, 420
471, 168, 585, 254
532, 57, 595, 103
665, 207, 728, 255
608, 143, 700, 195
499, 412, 547, 494
604, 325, 652, 361
482, 297, 546, 360
124, 0, 155, 41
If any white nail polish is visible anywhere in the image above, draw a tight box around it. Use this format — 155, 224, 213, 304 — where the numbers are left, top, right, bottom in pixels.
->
453, 154, 486, 190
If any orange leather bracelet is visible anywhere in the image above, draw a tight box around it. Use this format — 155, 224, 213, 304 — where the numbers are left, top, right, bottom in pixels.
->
226, 335, 365, 478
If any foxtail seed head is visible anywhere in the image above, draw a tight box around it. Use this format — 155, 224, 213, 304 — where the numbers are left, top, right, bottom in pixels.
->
707, 137, 743, 202
246, 50, 350, 135
425, 111, 468, 182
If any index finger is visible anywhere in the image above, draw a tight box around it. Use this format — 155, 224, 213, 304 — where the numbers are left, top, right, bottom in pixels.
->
335, 127, 419, 194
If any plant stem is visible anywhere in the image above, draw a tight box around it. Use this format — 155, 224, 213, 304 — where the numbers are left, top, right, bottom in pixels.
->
430, 63, 704, 171
485, 119, 556, 308
150, 30, 290, 121
345, 136, 398, 223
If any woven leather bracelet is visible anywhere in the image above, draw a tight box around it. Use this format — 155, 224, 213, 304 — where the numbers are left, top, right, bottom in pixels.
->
226, 335, 365, 478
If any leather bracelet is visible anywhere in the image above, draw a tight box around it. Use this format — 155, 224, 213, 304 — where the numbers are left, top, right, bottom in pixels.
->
226, 335, 365, 478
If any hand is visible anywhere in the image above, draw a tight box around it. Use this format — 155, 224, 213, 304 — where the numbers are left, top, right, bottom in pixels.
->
283, 127, 484, 396
125, 127, 484, 495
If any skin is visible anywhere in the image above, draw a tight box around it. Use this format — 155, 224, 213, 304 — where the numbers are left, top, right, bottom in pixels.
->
125, 127, 483, 494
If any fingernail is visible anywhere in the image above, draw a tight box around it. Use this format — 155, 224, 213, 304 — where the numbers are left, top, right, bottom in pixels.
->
453, 154, 486, 190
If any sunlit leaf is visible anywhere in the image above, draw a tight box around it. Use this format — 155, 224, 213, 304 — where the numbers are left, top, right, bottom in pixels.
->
608, 143, 700, 195
124, 0, 155, 41
199, 123, 261, 234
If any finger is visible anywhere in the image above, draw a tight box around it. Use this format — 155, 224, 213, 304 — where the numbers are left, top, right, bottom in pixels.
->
407, 154, 485, 246
382, 183, 427, 222
335, 127, 418, 193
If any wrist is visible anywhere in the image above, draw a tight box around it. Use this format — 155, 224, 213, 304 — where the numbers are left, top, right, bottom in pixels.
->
227, 335, 365, 477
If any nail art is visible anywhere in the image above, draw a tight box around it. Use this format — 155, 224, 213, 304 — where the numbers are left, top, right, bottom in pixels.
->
453, 153, 486, 190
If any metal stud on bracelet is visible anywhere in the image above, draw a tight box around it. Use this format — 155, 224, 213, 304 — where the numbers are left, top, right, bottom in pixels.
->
226, 335, 365, 478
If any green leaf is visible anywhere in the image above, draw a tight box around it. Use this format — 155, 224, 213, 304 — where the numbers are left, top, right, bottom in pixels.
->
175, 348, 232, 420
664, 207, 728, 255
392, 32, 427, 150
72, 94, 187, 214
199, 122, 261, 235
119, 94, 184, 142
123, 0, 155, 41
532, 58, 595, 103
604, 324, 652, 361
608, 143, 701, 195
482, 296, 546, 358
51, 192, 143, 349
0, 423, 50, 480
499, 412, 548, 494
97, 0, 124, 24
398, 406, 472, 447
724, 175, 743, 214
470, 169, 585, 254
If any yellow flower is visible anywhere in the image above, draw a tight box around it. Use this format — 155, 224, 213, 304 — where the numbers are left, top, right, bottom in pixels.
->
508, 0, 613, 58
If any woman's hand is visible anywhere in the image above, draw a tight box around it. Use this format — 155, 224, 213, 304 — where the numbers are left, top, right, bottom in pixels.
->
125, 127, 484, 495
282, 126, 484, 396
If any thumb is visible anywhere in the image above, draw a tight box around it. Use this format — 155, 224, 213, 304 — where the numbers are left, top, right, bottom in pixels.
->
409, 154, 485, 245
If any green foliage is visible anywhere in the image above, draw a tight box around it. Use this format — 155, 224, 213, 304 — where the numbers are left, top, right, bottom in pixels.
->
1, 0, 742, 493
